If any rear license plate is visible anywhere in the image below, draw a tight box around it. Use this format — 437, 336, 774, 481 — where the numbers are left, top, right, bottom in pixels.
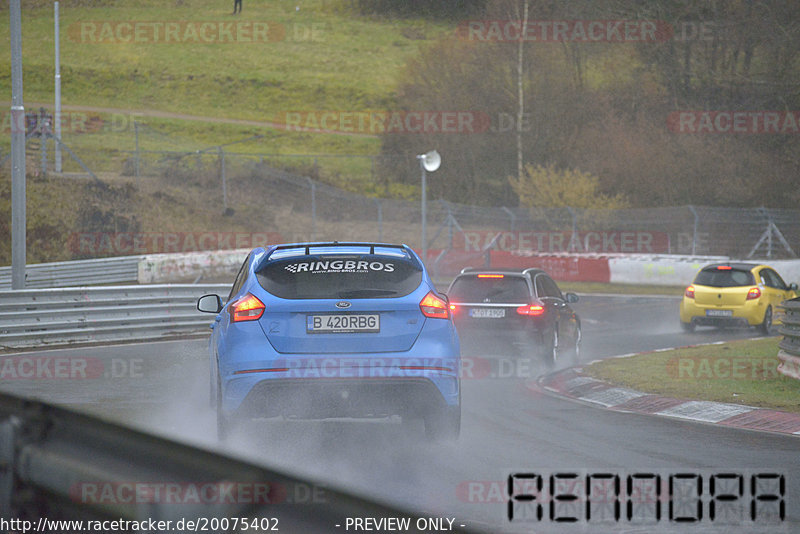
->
469, 308, 506, 318
307, 314, 380, 333
706, 309, 733, 317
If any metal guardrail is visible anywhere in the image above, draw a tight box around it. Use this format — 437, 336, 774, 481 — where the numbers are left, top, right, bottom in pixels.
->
777, 298, 800, 380
0, 284, 229, 349
0, 256, 142, 289
0, 392, 463, 532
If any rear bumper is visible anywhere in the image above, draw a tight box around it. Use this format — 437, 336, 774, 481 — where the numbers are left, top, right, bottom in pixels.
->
218, 350, 460, 418
687, 316, 750, 328
680, 298, 764, 327
453, 319, 548, 350
234, 377, 453, 420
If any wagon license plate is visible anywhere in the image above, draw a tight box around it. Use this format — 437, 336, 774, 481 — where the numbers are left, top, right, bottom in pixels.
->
307, 314, 380, 333
706, 309, 733, 317
469, 308, 506, 318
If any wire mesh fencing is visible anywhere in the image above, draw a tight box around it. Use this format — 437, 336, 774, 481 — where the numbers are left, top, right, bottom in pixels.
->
4, 132, 799, 263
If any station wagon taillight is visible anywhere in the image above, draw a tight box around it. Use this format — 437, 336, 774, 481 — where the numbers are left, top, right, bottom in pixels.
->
420, 292, 449, 319
229, 293, 265, 322
516, 304, 545, 316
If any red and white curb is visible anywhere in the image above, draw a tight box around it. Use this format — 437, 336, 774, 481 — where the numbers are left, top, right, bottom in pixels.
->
532, 353, 800, 437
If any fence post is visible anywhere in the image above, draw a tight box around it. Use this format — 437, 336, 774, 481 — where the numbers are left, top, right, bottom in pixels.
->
447, 203, 454, 249
40, 132, 47, 176
501, 206, 516, 232
306, 177, 316, 241
566, 206, 579, 251
134, 121, 140, 180
687, 205, 698, 255
218, 146, 227, 211
373, 198, 383, 242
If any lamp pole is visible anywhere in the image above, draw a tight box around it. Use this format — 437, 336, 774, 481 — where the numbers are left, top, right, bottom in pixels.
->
417, 155, 427, 263
55, 1, 62, 173
415, 150, 440, 265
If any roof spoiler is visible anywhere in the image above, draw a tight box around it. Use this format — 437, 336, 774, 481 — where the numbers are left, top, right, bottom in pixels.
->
269, 242, 410, 257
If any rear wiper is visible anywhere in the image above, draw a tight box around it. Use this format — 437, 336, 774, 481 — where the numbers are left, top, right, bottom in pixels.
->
338, 289, 399, 298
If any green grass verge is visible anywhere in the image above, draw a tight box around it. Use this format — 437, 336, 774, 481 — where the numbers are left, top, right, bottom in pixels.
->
584, 337, 800, 414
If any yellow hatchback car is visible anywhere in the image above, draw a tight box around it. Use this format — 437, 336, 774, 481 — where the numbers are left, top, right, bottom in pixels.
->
680, 263, 798, 333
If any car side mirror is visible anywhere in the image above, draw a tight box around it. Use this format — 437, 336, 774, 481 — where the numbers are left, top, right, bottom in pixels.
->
197, 294, 223, 313
565, 292, 579, 303
790, 283, 798, 291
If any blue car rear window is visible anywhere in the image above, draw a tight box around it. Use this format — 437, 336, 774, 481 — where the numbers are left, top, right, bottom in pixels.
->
694, 268, 755, 287
256, 254, 423, 299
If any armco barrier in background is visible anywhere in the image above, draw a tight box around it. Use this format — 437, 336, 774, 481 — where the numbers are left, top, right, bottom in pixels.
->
4, 249, 800, 291
0, 284, 228, 349
778, 298, 800, 381
0, 256, 142, 289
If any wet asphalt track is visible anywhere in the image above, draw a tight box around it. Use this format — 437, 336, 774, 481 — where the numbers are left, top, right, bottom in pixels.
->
1, 294, 797, 533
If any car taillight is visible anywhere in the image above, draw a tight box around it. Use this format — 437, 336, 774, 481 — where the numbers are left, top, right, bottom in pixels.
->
229, 293, 265, 322
685, 286, 695, 298
420, 291, 449, 319
516, 304, 545, 316
747, 287, 761, 300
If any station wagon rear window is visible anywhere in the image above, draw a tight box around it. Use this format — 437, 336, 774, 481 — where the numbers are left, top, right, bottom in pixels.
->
448, 276, 530, 303
694, 268, 755, 287
256, 255, 422, 299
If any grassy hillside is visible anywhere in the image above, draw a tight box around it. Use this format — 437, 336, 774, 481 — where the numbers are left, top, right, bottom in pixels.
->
1, 1, 448, 117
0, 1, 451, 192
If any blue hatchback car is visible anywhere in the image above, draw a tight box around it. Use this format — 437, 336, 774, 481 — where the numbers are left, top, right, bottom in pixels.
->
197, 242, 461, 440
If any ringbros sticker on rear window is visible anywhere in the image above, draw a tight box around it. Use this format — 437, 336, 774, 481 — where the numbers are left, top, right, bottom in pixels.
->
257, 255, 422, 299
284, 260, 395, 274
